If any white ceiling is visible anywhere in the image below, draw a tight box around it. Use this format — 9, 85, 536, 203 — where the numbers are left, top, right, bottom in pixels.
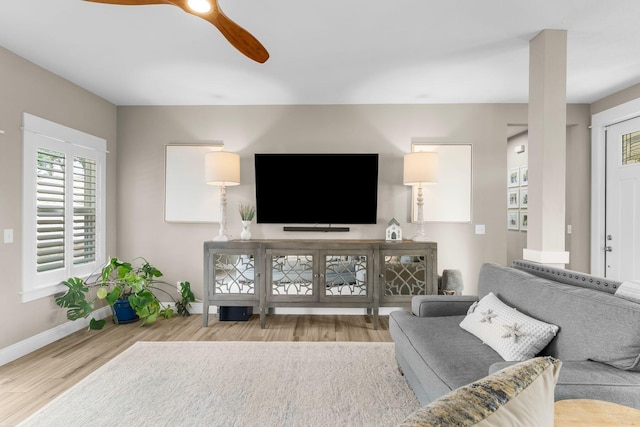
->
1, 0, 640, 106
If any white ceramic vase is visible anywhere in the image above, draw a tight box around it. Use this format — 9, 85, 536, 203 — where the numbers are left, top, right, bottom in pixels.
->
240, 220, 252, 240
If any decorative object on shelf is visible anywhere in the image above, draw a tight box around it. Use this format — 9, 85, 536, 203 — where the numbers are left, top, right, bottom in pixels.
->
239, 203, 256, 221
404, 152, 438, 242
239, 204, 255, 240
386, 218, 402, 241
240, 221, 252, 240
205, 151, 240, 241
55, 257, 194, 330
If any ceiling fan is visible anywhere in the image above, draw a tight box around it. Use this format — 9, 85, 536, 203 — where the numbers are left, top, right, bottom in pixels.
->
84, 0, 269, 63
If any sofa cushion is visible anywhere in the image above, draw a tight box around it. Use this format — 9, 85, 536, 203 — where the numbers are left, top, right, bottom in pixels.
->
477, 263, 640, 371
459, 292, 559, 361
389, 311, 504, 392
398, 356, 562, 427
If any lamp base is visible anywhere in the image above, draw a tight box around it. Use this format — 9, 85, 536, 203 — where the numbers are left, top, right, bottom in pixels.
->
212, 235, 229, 242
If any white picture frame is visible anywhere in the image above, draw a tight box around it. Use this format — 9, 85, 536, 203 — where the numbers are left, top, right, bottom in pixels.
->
520, 210, 528, 231
520, 166, 529, 186
507, 211, 519, 230
410, 142, 472, 223
519, 188, 528, 208
508, 168, 520, 187
507, 189, 519, 208
164, 143, 224, 223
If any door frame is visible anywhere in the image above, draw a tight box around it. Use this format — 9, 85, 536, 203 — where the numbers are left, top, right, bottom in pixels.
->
590, 97, 640, 276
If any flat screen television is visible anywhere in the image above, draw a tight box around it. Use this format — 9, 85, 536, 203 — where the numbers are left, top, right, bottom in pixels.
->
254, 153, 379, 225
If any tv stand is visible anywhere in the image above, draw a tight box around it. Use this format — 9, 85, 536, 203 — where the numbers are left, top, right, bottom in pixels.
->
283, 226, 350, 232
203, 239, 437, 329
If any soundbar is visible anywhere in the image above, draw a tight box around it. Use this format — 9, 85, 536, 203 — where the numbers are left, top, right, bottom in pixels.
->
283, 226, 350, 232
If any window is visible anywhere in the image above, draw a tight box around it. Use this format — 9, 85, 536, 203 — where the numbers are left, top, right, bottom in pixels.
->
22, 113, 106, 302
622, 130, 640, 165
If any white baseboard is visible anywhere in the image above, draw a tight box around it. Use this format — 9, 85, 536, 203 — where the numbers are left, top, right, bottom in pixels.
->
0, 306, 111, 367
1, 303, 401, 366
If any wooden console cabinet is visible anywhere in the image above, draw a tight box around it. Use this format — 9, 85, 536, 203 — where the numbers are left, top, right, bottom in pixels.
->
203, 239, 437, 329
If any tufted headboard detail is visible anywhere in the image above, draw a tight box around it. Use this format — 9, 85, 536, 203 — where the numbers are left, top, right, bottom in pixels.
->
511, 260, 622, 294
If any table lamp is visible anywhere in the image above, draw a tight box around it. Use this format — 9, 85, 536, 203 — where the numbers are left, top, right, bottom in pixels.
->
403, 151, 438, 241
205, 151, 240, 241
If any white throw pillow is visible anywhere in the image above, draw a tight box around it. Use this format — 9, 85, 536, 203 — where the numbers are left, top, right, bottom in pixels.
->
615, 280, 640, 304
459, 292, 559, 361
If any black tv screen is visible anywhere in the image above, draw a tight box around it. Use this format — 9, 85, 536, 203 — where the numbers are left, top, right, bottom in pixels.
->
254, 153, 379, 224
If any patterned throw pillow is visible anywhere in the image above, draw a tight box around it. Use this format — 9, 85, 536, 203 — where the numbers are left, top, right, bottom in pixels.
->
459, 292, 559, 361
398, 357, 562, 427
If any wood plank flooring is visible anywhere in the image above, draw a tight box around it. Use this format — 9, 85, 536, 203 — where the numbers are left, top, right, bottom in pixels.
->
0, 314, 391, 426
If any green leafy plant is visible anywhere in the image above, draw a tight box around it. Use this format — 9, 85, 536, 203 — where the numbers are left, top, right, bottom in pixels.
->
175, 281, 195, 317
239, 203, 256, 221
55, 257, 193, 330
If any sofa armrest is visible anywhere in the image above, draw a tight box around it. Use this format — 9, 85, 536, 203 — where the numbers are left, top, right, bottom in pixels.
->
411, 295, 478, 317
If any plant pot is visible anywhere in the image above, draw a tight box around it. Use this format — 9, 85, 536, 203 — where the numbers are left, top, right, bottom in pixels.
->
240, 220, 252, 240
112, 299, 139, 324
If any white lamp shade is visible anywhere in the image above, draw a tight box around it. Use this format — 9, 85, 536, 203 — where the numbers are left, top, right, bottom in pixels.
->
403, 152, 438, 185
205, 151, 241, 186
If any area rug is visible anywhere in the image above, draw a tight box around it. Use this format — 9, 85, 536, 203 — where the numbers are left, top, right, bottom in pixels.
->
19, 341, 420, 427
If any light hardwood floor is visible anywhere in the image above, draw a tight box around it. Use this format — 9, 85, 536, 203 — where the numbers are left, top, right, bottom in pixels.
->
0, 314, 391, 426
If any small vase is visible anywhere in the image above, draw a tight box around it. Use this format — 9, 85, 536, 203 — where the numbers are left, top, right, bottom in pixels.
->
240, 220, 252, 240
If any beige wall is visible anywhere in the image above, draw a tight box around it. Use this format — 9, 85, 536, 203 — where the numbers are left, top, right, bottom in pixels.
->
116, 104, 592, 303
0, 47, 117, 350
565, 122, 592, 273
0, 44, 594, 353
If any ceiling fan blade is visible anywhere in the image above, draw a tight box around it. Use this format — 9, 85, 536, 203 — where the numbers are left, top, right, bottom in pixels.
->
84, 0, 269, 63
83, 0, 171, 5
205, 11, 269, 63
170, 0, 269, 63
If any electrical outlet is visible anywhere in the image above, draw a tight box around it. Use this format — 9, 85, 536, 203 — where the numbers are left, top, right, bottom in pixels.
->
567, 224, 572, 235
4, 229, 13, 244
176, 281, 182, 293
475, 224, 486, 235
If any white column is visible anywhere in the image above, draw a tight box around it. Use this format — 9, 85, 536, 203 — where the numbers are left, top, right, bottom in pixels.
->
524, 29, 570, 267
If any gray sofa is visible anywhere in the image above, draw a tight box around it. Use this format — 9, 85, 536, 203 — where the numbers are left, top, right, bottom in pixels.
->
389, 261, 640, 409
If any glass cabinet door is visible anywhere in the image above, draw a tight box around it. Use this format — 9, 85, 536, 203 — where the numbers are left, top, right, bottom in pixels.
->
322, 252, 371, 302
212, 252, 257, 297
379, 241, 438, 306
382, 253, 428, 296
267, 252, 315, 299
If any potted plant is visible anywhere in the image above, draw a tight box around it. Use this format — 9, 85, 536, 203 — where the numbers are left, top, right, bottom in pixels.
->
55, 257, 195, 330
239, 203, 256, 240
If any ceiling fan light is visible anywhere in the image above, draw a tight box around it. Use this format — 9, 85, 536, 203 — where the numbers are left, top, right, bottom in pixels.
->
187, 0, 211, 13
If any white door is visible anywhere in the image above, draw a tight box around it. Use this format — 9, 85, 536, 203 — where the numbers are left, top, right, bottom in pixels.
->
605, 118, 640, 281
